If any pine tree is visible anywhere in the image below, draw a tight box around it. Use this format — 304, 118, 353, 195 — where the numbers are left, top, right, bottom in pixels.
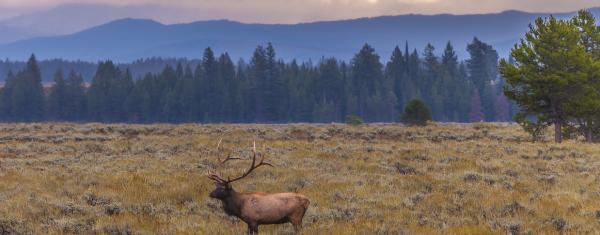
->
442, 42, 458, 76
494, 94, 510, 122
108, 68, 133, 122
481, 82, 496, 121
315, 58, 343, 121
218, 53, 238, 122
47, 70, 67, 120
201, 47, 219, 122
163, 63, 186, 122
0, 70, 16, 121
500, 16, 591, 143
422, 43, 438, 92
87, 61, 119, 122
401, 99, 432, 126
467, 38, 498, 93
568, 10, 600, 142
440, 42, 463, 121
469, 89, 485, 122
10, 55, 45, 122
386, 46, 406, 110
351, 44, 384, 120
125, 77, 150, 123
249, 45, 268, 122
64, 70, 86, 121
264, 43, 286, 122
467, 38, 499, 121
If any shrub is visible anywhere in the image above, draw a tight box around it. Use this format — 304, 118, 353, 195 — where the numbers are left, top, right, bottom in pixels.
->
345, 115, 364, 126
514, 113, 548, 142
401, 99, 432, 126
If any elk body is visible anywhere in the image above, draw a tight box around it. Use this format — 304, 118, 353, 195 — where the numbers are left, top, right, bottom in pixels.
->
207, 141, 310, 234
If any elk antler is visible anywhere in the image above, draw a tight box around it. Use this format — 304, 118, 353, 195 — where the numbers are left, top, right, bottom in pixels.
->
207, 138, 241, 184
217, 139, 241, 164
207, 170, 227, 184
226, 141, 274, 184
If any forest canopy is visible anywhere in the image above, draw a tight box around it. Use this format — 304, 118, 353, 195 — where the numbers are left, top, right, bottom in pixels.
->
0, 39, 516, 124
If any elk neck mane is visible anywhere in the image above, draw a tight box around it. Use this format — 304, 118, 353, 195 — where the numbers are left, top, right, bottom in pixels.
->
219, 188, 243, 216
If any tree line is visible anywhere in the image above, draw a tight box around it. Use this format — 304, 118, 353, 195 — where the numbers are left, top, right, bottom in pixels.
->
0, 57, 202, 83
0, 39, 517, 123
501, 10, 600, 143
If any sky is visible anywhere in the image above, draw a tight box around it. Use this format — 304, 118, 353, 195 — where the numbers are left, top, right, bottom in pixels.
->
1, 0, 600, 23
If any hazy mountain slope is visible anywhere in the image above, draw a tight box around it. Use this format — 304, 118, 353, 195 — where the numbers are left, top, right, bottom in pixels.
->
0, 8, 598, 62
0, 3, 197, 44
0, 24, 38, 44
0, 3, 182, 37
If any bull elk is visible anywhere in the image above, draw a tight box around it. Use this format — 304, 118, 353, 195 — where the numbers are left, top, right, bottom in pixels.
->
207, 141, 310, 234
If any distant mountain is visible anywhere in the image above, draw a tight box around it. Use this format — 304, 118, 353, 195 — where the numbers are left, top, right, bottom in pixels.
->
0, 8, 599, 62
0, 3, 192, 44
0, 3, 179, 37
0, 24, 38, 44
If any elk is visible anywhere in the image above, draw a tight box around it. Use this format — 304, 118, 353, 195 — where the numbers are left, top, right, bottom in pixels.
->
207, 141, 310, 234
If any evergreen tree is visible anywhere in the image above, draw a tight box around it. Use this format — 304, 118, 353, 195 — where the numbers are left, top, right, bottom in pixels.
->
500, 16, 591, 143
351, 44, 384, 120
568, 10, 600, 142
249, 45, 268, 122
108, 68, 133, 122
10, 55, 45, 122
264, 43, 286, 122
315, 58, 343, 122
401, 99, 432, 126
467, 37, 499, 121
0, 70, 16, 121
218, 53, 239, 122
125, 77, 150, 123
87, 61, 119, 122
440, 42, 465, 121
200, 47, 219, 122
494, 94, 510, 122
64, 70, 86, 121
47, 70, 67, 120
442, 42, 458, 76
469, 89, 485, 122
386, 46, 408, 111
163, 63, 186, 122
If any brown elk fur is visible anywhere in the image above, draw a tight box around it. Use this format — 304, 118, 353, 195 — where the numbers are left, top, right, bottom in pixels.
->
207, 141, 310, 234
210, 185, 310, 234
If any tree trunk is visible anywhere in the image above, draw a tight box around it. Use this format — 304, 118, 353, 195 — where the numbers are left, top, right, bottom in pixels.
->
554, 120, 562, 143
585, 128, 593, 143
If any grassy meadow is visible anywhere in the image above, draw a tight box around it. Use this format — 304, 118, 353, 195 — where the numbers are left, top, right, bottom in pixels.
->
1, 123, 600, 234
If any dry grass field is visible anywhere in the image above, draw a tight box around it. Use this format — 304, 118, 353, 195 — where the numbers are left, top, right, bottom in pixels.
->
1, 123, 600, 234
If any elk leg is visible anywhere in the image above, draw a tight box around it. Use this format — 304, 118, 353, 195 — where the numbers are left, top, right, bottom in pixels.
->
290, 206, 308, 233
292, 223, 302, 233
289, 215, 304, 233
247, 222, 259, 235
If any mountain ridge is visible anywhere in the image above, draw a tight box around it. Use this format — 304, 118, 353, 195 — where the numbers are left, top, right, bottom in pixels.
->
0, 6, 598, 62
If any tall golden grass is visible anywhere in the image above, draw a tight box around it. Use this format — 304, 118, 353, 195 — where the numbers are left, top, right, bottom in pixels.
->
0, 123, 599, 234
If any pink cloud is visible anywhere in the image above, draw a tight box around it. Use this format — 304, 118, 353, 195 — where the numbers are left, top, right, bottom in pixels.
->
1, 0, 599, 24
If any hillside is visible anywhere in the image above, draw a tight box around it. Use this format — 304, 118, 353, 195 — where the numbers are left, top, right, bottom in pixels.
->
0, 8, 598, 62
0, 3, 186, 43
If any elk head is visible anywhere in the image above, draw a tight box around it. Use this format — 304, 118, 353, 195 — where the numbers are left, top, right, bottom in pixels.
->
207, 140, 273, 200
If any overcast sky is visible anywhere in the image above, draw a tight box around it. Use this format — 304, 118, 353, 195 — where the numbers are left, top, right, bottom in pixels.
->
1, 0, 600, 23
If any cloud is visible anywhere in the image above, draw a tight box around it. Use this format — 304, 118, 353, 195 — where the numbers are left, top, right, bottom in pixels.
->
1, 0, 600, 23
